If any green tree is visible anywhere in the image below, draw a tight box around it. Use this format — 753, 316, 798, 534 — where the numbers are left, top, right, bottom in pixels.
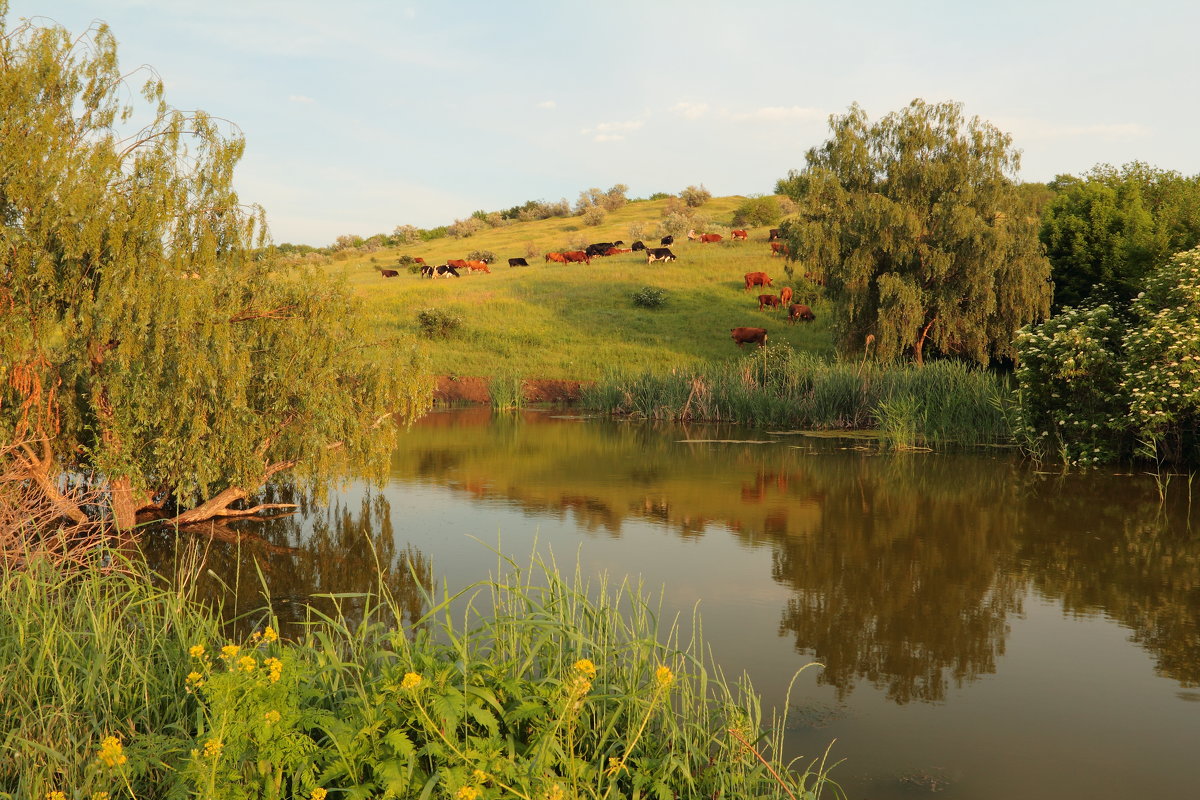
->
776, 100, 1051, 364
0, 9, 432, 530
731, 196, 782, 227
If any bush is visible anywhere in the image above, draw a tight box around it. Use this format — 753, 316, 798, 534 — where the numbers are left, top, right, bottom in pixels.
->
732, 196, 782, 227
416, 308, 462, 338
448, 217, 487, 239
581, 206, 606, 226
648, 191, 673, 201
465, 249, 496, 264
631, 287, 668, 309
628, 222, 649, 241
680, 184, 712, 207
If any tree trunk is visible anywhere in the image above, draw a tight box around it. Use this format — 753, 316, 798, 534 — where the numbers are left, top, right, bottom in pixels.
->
10, 441, 88, 525
914, 317, 938, 365
109, 476, 140, 532
164, 460, 298, 526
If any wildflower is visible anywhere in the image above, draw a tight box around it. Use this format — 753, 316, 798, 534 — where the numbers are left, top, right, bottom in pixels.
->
545, 784, 565, 800
203, 738, 223, 758
263, 625, 278, 643
400, 671, 423, 690
264, 710, 282, 725
573, 658, 597, 678
185, 671, 205, 690
655, 664, 675, 688
220, 644, 240, 660
237, 655, 258, 673
264, 656, 283, 683
311, 790, 328, 800
46, 792, 66, 800
97, 734, 127, 768
456, 787, 480, 800
189, 644, 206, 659
473, 769, 489, 784
93, 793, 110, 800
607, 757, 625, 776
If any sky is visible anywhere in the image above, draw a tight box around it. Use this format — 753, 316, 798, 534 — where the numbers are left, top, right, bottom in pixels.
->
9, 0, 1200, 246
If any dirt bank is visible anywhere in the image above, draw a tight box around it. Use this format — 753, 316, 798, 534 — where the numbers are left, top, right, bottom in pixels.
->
433, 376, 589, 405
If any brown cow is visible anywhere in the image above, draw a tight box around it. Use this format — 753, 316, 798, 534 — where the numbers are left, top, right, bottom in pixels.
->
380, 269, 399, 278
545, 252, 567, 263
563, 250, 591, 264
700, 233, 722, 243
788, 303, 816, 324
447, 259, 469, 269
465, 260, 491, 274
603, 247, 632, 255
758, 294, 782, 311
413, 257, 426, 265
780, 286, 793, 306
744, 272, 773, 291
770, 242, 790, 257
731, 327, 768, 348
731, 229, 748, 240
768, 228, 782, 241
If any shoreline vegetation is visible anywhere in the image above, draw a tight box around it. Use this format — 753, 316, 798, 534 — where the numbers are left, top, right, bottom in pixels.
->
0, 549, 839, 800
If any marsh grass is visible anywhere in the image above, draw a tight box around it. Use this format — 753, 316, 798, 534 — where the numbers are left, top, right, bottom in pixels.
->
2, 545, 839, 799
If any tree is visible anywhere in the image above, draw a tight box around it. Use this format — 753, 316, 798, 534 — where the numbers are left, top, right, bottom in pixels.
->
1040, 163, 1200, 309
731, 196, 783, 227
0, 10, 432, 530
776, 100, 1051, 364
679, 185, 711, 207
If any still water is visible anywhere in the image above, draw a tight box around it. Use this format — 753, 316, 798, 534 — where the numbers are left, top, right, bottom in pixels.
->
146, 408, 1200, 799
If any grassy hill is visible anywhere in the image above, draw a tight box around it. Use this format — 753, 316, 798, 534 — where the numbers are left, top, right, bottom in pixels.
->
327, 195, 833, 381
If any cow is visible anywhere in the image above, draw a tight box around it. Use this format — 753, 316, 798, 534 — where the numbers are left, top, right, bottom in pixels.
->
758, 294, 782, 311
603, 247, 632, 255
413, 257, 426, 265
700, 233, 722, 243
447, 259, 469, 269
731, 229, 748, 241
780, 286, 793, 306
631, 240, 647, 251
731, 327, 768, 348
508, 257, 529, 268
660, 235, 674, 246
419, 265, 434, 278
770, 242, 790, 257
586, 242, 615, 257
768, 228, 782, 241
465, 260, 491, 274
545, 252, 567, 264
646, 247, 677, 264
380, 269, 399, 278
563, 250, 591, 264
427, 264, 460, 278
744, 272, 773, 291
788, 303, 816, 324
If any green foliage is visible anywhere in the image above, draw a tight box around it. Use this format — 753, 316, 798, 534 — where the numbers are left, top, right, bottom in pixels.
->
631, 287, 669, 309
1040, 163, 1200, 309
581, 206, 607, 226
777, 99, 1052, 364
731, 196, 783, 227
679, 185, 712, 207
465, 249, 496, 264
417, 308, 463, 338
648, 192, 672, 201
0, 11, 433, 528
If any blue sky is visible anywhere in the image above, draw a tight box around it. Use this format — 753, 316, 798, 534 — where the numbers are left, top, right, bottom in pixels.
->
10, 1, 1199, 245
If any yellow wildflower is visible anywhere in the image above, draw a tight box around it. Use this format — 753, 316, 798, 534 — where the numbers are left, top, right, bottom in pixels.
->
185, 671, 205, 691
655, 665, 675, 688
97, 734, 127, 768
400, 671, 423, 690
264, 656, 283, 683
188, 644, 206, 659
45, 792, 66, 800
220, 644, 240, 660
238, 655, 258, 673
264, 710, 282, 725
263, 625, 278, 643
545, 784, 564, 800
93, 793, 110, 800
203, 738, 223, 758
607, 757, 625, 776
473, 769, 489, 783
311, 790, 328, 800
573, 658, 597, 678
456, 787, 480, 800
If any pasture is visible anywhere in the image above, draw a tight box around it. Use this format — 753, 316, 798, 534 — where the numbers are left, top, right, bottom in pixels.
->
328, 196, 833, 380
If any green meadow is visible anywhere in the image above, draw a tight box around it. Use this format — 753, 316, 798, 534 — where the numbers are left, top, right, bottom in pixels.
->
328, 196, 833, 380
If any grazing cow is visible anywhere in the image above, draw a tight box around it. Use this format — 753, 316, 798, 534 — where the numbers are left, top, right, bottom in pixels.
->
380, 269, 399, 278
758, 294, 782, 311
731, 327, 769, 348
646, 247, 677, 264
465, 260, 491, 274
788, 303, 816, 324
413, 257, 426, 265
780, 286, 793, 306
603, 247, 632, 255
744, 271, 773, 291
660, 235, 674, 246
731, 229, 748, 241
545, 251, 568, 264
768, 228, 782, 241
612, 240, 624, 245
700, 233, 722, 243
586, 242, 615, 257
447, 259, 469, 269
427, 264, 460, 278
508, 257, 529, 267
631, 240, 647, 251
419, 265, 434, 278
563, 250, 591, 264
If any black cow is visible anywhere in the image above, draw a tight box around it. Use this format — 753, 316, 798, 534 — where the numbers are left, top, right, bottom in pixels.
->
429, 264, 460, 278
585, 242, 615, 257
660, 235, 674, 246
768, 228, 782, 241
630, 240, 647, 251
646, 247, 677, 264
508, 257, 529, 268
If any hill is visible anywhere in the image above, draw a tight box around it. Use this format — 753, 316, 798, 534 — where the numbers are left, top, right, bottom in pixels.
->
325, 195, 832, 381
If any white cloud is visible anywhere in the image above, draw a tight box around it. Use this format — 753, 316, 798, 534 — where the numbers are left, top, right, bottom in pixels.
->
289, 94, 316, 104
671, 101, 709, 120
730, 105, 824, 122
537, 100, 556, 109
580, 119, 644, 140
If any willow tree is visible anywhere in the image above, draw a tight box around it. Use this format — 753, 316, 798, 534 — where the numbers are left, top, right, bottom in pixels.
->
0, 9, 432, 530
776, 100, 1051, 363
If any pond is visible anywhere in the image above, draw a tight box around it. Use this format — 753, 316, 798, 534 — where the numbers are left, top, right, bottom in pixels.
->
144, 407, 1200, 799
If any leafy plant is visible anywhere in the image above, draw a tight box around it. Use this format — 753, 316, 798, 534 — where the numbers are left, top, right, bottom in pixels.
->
417, 308, 463, 338
631, 287, 668, 309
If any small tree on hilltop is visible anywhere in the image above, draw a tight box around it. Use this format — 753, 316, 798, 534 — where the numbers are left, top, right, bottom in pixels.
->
777, 99, 1051, 364
680, 185, 712, 207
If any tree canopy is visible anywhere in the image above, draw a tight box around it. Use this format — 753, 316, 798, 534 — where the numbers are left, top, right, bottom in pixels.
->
0, 9, 431, 530
776, 99, 1051, 364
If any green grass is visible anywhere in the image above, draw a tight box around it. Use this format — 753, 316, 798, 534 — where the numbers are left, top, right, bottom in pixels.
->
330, 197, 832, 381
